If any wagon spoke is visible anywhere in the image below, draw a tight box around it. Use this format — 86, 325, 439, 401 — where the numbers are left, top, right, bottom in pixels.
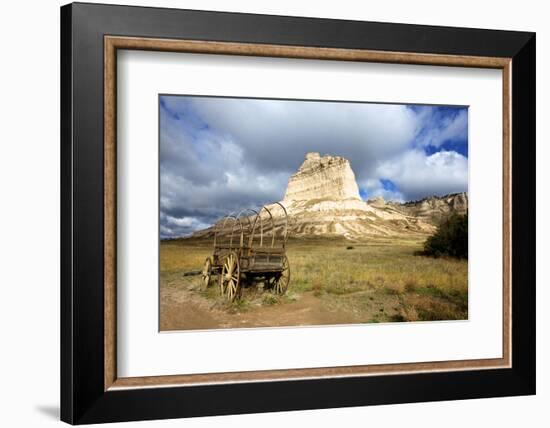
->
229, 279, 236, 299
220, 252, 240, 302
201, 257, 212, 290
272, 255, 290, 295
227, 280, 233, 299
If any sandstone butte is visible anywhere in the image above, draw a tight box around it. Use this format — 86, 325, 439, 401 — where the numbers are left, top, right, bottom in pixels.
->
195, 152, 468, 241
283, 152, 361, 202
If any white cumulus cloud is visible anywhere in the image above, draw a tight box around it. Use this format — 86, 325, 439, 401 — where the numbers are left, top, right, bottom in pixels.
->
376, 150, 468, 201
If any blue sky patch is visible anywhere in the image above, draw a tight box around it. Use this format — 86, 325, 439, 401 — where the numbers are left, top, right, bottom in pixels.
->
380, 179, 397, 192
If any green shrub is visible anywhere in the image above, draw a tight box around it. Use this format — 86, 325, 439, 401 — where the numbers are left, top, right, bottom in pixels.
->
423, 213, 468, 259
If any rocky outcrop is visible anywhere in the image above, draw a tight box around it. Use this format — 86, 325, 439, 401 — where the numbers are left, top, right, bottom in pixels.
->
193, 153, 467, 241
366, 196, 386, 209
276, 153, 437, 239
390, 192, 468, 225
283, 152, 360, 202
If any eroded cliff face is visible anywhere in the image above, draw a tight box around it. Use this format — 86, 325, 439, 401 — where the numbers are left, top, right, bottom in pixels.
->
275, 152, 436, 239
193, 153, 467, 241
390, 192, 468, 225
283, 152, 361, 202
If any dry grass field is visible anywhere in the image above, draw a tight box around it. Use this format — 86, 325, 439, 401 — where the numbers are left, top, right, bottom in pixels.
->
160, 237, 468, 331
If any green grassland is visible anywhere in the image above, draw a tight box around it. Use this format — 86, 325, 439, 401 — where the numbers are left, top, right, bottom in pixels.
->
160, 236, 468, 326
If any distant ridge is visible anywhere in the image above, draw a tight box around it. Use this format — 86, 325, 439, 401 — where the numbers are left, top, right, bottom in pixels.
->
391, 192, 468, 225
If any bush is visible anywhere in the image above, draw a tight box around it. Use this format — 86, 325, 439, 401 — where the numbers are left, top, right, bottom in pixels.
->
423, 213, 468, 259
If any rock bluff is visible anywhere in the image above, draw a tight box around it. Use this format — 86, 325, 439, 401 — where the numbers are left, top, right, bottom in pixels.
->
192, 153, 467, 240
283, 152, 360, 202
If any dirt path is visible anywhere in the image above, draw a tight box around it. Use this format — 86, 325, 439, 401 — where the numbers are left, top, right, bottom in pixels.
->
160, 273, 403, 331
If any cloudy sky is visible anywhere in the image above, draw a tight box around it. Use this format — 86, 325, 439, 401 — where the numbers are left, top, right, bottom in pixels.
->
160, 95, 468, 239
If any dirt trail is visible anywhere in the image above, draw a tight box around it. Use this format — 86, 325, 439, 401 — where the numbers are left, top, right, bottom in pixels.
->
160, 274, 372, 331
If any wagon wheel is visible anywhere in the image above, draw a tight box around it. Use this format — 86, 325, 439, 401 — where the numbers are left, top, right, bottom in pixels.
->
220, 252, 241, 301
201, 257, 212, 290
271, 255, 290, 295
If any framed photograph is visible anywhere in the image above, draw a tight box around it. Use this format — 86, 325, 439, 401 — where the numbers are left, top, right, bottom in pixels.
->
61, 2, 535, 424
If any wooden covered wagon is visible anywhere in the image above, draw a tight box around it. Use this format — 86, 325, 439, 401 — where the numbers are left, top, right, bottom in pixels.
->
201, 202, 290, 301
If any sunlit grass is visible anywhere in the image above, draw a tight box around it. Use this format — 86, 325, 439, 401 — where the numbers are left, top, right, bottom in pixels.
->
160, 236, 468, 322
160, 240, 212, 273
286, 239, 466, 296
